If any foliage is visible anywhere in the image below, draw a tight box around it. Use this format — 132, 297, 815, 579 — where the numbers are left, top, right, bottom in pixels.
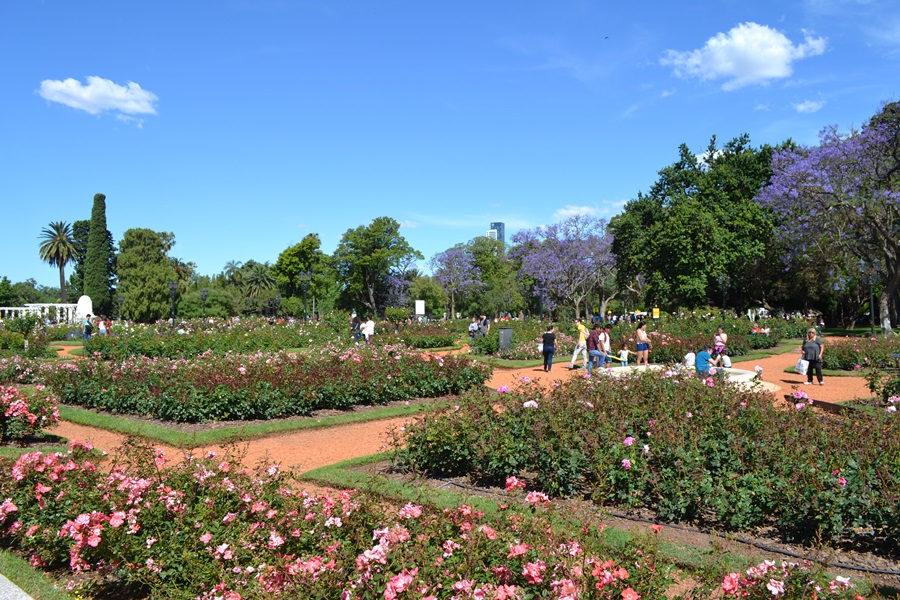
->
823, 335, 900, 371
333, 217, 423, 316
116, 228, 176, 322
83, 194, 115, 316
610, 135, 782, 309
0, 385, 59, 443
756, 102, 900, 333
0, 357, 47, 385
37, 222, 76, 304
0, 441, 709, 600
41, 345, 490, 422
66, 219, 90, 299
407, 275, 448, 317
383, 307, 409, 328
396, 372, 900, 546
430, 247, 484, 318
511, 215, 615, 319
270, 233, 326, 299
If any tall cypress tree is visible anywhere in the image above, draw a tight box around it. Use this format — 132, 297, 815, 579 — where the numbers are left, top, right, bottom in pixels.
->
84, 193, 114, 315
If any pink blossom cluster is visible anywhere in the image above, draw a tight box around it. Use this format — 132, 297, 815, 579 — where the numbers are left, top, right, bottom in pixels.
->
721, 559, 856, 598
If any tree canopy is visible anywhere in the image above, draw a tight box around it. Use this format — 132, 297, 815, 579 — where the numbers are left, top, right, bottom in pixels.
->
332, 217, 422, 315
84, 194, 116, 315
756, 102, 900, 332
37, 221, 76, 303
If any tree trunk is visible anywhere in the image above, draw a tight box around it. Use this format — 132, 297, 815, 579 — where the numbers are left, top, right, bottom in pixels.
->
879, 291, 893, 334
59, 264, 68, 304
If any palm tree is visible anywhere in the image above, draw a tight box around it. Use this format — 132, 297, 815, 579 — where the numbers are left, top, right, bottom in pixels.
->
38, 221, 77, 303
223, 260, 243, 286
242, 262, 276, 298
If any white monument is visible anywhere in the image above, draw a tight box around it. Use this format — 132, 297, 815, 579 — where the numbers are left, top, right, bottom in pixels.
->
74, 295, 93, 321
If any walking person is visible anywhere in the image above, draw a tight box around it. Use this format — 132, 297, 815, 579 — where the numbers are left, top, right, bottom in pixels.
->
81, 313, 93, 344
569, 318, 589, 370
586, 324, 604, 375
801, 328, 825, 385
635, 322, 651, 366
540, 325, 556, 372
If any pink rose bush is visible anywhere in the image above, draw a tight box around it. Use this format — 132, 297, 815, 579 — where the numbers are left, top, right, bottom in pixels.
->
0, 385, 59, 443
396, 372, 900, 546
0, 440, 684, 599
39, 345, 489, 422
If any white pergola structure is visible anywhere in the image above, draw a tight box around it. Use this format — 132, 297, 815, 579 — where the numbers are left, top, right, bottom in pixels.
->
0, 303, 79, 324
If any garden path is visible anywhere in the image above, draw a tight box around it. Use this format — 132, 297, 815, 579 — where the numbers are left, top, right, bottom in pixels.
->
48, 342, 871, 476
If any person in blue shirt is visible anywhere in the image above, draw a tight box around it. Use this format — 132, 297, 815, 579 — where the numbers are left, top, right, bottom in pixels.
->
695, 345, 720, 376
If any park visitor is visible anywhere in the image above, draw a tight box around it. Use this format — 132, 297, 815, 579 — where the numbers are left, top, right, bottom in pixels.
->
801, 328, 825, 385
569, 318, 589, 370
540, 325, 556, 372
713, 325, 728, 358
635, 322, 651, 366
82, 313, 93, 341
362, 316, 375, 345
695, 345, 719, 376
585, 324, 604, 375
619, 342, 632, 367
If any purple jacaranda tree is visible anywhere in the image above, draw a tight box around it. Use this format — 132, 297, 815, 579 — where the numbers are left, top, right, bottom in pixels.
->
430, 247, 483, 319
510, 214, 616, 319
755, 105, 900, 333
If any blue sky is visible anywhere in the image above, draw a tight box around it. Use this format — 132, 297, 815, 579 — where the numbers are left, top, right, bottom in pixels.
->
2, 0, 898, 289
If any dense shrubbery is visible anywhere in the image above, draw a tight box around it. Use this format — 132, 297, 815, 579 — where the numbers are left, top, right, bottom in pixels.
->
0, 386, 59, 443
395, 372, 900, 547
0, 356, 49, 386
469, 315, 786, 363
83, 317, 463, 359
0, 442, 863, 599
823, 335, 900, 370
41, 345, 490, 422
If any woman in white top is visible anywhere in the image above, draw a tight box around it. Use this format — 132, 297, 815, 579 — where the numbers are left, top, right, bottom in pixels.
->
362, 316, 375, 345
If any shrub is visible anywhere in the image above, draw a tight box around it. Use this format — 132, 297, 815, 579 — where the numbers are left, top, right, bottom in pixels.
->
41, 346, 491, 422
395, 371, 900, 546
0, 386, 60, 443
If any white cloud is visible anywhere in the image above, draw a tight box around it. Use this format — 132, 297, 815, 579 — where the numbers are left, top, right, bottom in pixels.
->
754, 103, 771, 111
552, 205, 599, 220
660, 89, 675, 98
660, 22, 826, 90
38, 76, 158, 116
400, 220, 420, 228
793, 99, 826, 113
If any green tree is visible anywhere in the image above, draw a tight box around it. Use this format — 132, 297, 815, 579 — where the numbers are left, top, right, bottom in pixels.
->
84, 194, 115, 315
0, 277, 16, 306
610, 135, 782, 310
241, 262, 276, 298
408, 275, 449, 316
67, 219, 90, 298
271, 234, 326, 297
117, 228, 175, 322
37, 221, 77, 303
223, 260, 243, 286
333, 217, 423, 315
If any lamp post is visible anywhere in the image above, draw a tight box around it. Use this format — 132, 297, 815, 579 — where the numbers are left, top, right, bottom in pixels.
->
858, 259, 880, 335
200, 289, 209, 318
299, 270, 311, 321
275, 294, 281, 320
168, 281, 178, 328
117, 294, 124, 320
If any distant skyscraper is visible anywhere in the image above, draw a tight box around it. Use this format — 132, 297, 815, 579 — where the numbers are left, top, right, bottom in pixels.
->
487, 221, 505, 245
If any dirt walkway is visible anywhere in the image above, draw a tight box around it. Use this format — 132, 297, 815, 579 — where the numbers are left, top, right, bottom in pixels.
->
47, 343, 873, 475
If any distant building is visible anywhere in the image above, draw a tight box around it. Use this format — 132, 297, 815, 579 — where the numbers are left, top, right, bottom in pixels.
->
486, 222, 505, 245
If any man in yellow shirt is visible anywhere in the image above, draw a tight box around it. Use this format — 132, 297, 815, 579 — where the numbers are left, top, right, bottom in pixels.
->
569, 318, 589, 369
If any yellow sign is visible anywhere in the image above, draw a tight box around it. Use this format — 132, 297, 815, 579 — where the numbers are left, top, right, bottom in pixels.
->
652, 307, 660, 319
